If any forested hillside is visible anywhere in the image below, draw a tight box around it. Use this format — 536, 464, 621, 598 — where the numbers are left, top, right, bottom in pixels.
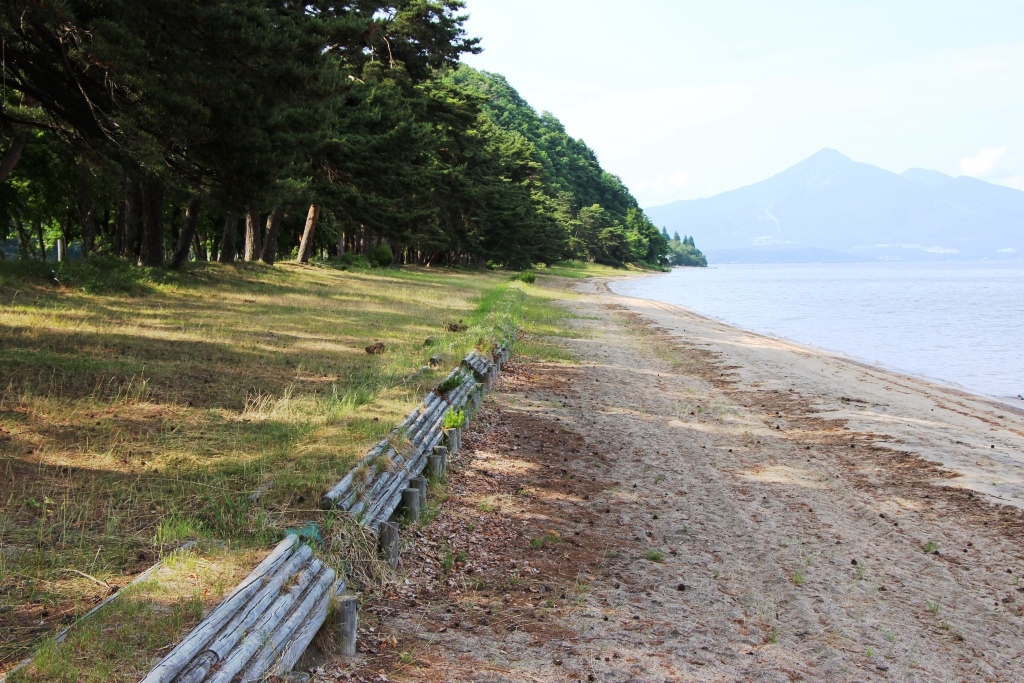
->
0, 1, 682, 270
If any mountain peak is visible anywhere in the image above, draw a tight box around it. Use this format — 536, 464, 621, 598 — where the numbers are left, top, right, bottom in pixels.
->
808, 148, 850, 162
645, 150, 1024, 261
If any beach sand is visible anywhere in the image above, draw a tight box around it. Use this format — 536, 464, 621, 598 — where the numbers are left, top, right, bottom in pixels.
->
318, 275, 1024, 682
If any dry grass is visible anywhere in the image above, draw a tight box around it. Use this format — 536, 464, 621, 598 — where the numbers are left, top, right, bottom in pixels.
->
0, 258, 586, 678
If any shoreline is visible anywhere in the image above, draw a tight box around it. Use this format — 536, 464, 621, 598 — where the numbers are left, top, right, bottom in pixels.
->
586, 274, 1024, 510
607, 272, 1024, 416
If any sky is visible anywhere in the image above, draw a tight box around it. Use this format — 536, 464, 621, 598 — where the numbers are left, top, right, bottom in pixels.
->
459, 0, 1024, 207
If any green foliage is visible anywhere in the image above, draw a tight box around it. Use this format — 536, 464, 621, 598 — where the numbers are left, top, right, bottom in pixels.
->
367, 244, 395, 268
666, 233, 708, 267
0, 4, 673, 271
333, 253, 371, 270
512, 270, 536, 284
436, 374, 464, 395
443, 408, 466, 429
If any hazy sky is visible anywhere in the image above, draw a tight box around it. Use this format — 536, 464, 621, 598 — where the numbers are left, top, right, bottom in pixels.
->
459, 0, 1024, 206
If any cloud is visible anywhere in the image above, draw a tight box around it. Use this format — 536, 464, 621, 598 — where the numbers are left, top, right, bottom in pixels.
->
953, 57, 1009, 76
998, 247, 1018, 253
960, 146, 1008, 177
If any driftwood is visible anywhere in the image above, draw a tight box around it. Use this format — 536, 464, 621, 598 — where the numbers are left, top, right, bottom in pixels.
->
142, 534, 340, 683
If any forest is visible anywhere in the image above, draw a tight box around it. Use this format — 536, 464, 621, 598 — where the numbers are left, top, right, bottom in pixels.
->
0, 1, 704, 270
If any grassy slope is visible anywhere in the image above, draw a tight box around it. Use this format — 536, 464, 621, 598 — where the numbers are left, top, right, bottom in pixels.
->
0, 258, 612, 680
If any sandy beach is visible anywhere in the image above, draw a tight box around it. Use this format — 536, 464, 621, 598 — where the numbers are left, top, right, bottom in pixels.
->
323, 274, 1024, 683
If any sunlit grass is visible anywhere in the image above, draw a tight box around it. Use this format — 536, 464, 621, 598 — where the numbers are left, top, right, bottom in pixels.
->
0, 258, 580, 674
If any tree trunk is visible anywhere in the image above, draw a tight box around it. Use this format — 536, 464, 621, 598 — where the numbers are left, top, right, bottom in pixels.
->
218, 213, 239, 264
34, 219, 46, 262
138, 177, 165, 267
169, 197, 202, 270
13, 215, 32, 260
260, 206, 283, 265
0, 130, 27, 184
76, 171, 97, 257
119, 176, 142, 259
295, 204, 320, 264
193, 230, 207, 261
244, 208, 262, 262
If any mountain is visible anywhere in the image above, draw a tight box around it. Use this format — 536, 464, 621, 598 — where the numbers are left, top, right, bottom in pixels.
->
646, 149, 1024, 263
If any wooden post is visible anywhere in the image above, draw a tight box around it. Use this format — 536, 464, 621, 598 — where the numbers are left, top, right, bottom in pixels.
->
56, 238, 66, 262
378, 521, 400, 568
337, 595, 359, 657
429, 446, 448, 480
401, 487, 420, 522
411, 476, 428, 509
485, 363, 495, 390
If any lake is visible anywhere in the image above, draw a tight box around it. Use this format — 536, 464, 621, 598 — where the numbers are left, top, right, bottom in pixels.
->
610, 261, 1024, 402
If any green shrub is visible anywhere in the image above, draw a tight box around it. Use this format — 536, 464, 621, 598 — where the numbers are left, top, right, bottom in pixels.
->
334, 252, 371, 270
367, 244, 394, 268
514, 269, 536, 284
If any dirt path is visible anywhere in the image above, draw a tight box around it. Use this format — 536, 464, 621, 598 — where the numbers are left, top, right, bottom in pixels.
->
314, 278, 1024, 683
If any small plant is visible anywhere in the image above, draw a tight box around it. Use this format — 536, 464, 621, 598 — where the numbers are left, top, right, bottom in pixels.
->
643, 550, 665, 563
767, 630, 778, 645
926, 600, 940, 614
398, 650, 415, 665
792, 570, 806, 586
436, 374, 464, 395
654, 475, 665, 485
866, 647, 875, 658
514, 269, 536, 284
530, 532, 561, 550
605, 549, 620, 559
924, 541, 939, 553
442, 550, 455, 573
443, 408, 465, 429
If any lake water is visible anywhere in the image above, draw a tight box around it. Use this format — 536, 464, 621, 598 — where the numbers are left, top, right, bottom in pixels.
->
610, 262, 1024, 402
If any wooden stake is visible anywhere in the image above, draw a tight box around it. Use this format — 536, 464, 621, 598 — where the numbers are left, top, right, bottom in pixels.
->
337, 595, 359, 657
401, 487, 420, 522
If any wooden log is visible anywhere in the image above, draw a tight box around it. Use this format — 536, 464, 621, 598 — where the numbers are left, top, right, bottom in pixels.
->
411, 476, 427, 509
141, 536, 299, 683
337, 595, 359, 657
378, 521, 400, 568
401, 487, 420, 522
175, 544, 314, 679
206, 559, 329, 683
235, 562, 336, 681
428, 446, 448, 481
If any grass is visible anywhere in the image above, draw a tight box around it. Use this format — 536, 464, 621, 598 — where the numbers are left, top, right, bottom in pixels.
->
529, 532, 562, 550
643, 549, 665, 563
0, 256, 583, 678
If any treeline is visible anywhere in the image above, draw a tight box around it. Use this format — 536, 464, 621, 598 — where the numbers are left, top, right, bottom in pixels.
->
0, 1, 701, 270
666, 233, 708, 267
